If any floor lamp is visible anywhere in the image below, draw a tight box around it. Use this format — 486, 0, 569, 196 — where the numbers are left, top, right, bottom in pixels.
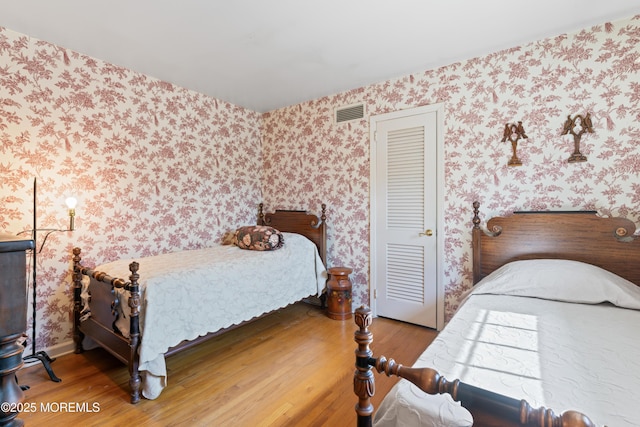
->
20, 178, 76, 384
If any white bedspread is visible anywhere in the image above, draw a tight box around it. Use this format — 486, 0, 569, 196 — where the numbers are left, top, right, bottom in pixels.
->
82, 232, 326, 399
375, 260, 640, 427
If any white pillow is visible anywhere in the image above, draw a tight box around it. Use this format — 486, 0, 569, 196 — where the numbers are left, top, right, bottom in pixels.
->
472, 259, 640, 310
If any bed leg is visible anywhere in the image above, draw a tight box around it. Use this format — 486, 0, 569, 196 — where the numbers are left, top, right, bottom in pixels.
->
354, 306, 375, 427
72, 248, 85, 354
127, 261, 142, 404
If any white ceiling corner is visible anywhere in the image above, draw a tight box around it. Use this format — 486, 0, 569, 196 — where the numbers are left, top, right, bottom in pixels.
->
1, 1, 639, 112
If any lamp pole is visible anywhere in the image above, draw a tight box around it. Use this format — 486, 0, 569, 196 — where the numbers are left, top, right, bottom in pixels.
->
21, 178, 62, 384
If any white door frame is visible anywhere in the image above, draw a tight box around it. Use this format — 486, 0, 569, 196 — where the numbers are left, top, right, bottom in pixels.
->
369, 103, 445, 330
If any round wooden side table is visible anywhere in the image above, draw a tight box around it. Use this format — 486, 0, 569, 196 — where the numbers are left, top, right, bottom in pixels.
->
326, 267, 353, 320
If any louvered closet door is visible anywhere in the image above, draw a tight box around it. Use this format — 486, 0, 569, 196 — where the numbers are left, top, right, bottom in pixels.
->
375, 112, 437, 328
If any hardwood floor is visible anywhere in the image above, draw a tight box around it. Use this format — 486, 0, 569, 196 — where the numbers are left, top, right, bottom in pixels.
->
16, 302, 437, 426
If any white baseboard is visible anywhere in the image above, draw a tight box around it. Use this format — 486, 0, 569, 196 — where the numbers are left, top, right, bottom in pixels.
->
45, 340, 76, 359
22, 340, 75, 368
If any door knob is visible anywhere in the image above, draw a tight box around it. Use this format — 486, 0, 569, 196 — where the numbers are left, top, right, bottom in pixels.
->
419, 229, 433, 237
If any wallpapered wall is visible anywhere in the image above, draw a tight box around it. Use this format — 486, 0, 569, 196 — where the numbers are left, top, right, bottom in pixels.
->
262, 15, 640, 316
1, 14, 639, 353
0, 27, 263, 353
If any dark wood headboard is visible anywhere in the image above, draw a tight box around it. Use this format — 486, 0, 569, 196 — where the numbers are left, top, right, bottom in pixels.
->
472, 201, 640, 285
258, 203, 327, 266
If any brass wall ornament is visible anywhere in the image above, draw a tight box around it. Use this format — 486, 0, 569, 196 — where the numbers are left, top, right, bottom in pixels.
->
561, 113, 593, 163
501, 121, 528, 166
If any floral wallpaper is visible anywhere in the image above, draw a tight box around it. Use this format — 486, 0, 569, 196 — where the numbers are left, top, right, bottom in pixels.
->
0, 27, 263, 354
1, 13, 639, 354
262, 15, 640, 318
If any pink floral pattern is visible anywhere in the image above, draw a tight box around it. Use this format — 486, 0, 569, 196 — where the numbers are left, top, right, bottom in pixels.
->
262, 15, 640, 318
1, 14, 639, 352
0, 28, 262, 352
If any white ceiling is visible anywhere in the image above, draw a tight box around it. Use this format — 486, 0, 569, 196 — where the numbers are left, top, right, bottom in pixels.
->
2, 1, 640, 112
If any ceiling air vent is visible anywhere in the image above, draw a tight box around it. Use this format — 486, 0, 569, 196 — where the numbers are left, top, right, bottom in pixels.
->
335, 103, 364, 123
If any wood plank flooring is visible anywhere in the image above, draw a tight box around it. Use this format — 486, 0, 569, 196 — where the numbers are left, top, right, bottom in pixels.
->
16, 302, 437, 426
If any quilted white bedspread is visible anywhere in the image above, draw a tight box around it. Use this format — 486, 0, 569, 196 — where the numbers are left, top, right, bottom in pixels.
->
375, 260, 640, 427
82, 232, 326, 399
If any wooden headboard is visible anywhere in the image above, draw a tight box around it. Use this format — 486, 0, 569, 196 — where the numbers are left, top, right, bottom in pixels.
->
472, 201, 640, 286
258, 203, 327, 265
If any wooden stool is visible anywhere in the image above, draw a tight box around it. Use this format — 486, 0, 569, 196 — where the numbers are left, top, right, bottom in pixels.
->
326, 267, 353, 320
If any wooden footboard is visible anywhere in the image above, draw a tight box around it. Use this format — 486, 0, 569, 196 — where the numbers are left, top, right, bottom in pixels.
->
353, 307, 595, 427
73, 247, 301, 404
72, 247, 142, 403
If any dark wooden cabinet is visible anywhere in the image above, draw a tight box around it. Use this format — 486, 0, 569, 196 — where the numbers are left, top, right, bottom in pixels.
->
0, 235, 34, 427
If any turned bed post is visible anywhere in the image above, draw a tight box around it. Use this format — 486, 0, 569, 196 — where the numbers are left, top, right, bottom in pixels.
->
472, 201, 503, 284
472, 201, 482, 284
258, 202, 265, 224
127, 261, 142, 404
72, 247, 84, 354
354, 303, 596, 427
353, 306, 375, 427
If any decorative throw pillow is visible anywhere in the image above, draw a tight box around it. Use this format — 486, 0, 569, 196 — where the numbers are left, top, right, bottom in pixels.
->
234, 225, 284, 251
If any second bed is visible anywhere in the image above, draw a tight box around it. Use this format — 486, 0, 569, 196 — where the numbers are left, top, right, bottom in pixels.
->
72, 204, 328, 402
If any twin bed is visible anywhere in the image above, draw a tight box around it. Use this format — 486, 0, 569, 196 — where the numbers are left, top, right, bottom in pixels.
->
356, 202, 640, 427
72, 204, 327, 403
71, 199, 639, 425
